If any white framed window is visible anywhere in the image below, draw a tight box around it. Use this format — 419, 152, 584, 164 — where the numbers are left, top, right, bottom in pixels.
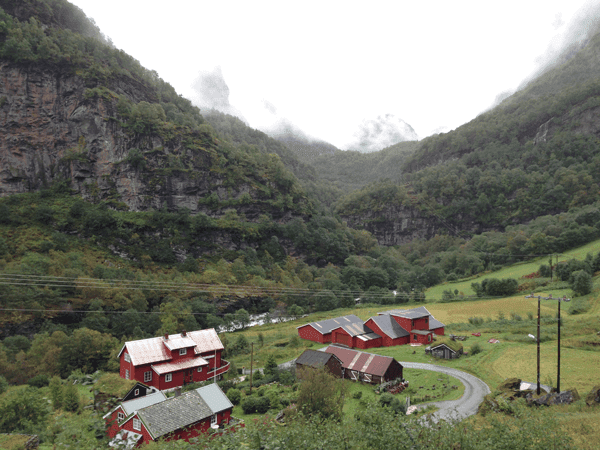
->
125, 369, 130, 380
117, 412, 124, 422
144, 371, 152, 382
134, 389, 140, 396
413, 335, 417, 341
124, 353, 131, 363
179, 348, 187, 356
197, 366, 202, 372
211, 414, 217, 426
133, 418, 141, 431
165, 373, 172, 382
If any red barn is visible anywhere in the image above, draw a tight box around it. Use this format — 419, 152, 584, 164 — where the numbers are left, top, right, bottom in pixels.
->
364, 315, 410, 347
118, 329, 229, 390
330, 322, 382, 349
105, 383, 235, 446
296, 315, 365, 344
324, 346, 403, 384
297, 308, 445, 350
378, 307, 445, 337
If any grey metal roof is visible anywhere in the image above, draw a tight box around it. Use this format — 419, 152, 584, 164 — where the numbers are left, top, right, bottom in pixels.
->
381, 307, 430, 319
411, 329, 433, 336
429, 317, 445, 329
298, 315, 364, 335
195, 383, 233, 414
367, 315, 409, 339
137, 390, 213, 439
120, 391, 167, 416
295, 349, 340, 367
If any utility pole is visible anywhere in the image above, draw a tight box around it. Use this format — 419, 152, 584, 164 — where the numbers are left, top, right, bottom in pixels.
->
537, 294, 541, 396
543, 294, 570, 393
250, 342, 254, 394
525, 292, 541, 395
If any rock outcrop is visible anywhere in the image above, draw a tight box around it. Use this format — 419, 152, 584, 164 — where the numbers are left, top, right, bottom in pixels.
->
0, 61, 300, 221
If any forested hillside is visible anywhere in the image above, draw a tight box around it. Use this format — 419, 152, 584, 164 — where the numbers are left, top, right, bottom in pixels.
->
1, 0, 600, 400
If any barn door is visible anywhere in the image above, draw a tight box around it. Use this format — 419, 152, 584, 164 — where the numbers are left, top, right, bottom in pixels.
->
350, 370, 359, 381
362, 373, 372, 383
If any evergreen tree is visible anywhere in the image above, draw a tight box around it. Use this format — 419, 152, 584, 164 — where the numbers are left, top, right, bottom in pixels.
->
62, 383, 80, 413
49, 376, 63, 410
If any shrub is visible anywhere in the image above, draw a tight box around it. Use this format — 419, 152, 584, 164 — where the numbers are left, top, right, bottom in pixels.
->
470, 343, 482, 356
571, 270, 592, 296
255, 396, 271, 414
353, 391, 363, 400
227, 388, 241, 405
0, 375, 8, 395
241, 397, 257, 414
27, 374, 50, 388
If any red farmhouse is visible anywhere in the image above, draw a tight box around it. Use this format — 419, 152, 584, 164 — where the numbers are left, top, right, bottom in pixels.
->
105, 383, 235, 446
118, 329, 230, 390
297, 307, 444, 349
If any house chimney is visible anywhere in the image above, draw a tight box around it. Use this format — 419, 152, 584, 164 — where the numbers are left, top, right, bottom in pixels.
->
182, 330, 187, 337
164, 333, 169, 340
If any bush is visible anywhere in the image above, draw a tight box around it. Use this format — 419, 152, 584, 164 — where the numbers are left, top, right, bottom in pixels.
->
241, 397, 257, 414
0, 375, 8, 395
255, 396, 270, 414
470, 343, 482, 356
571, 270, 592, 296
27, 374, 50, 388
353, 391, 363, 400
227, 388, 241, 405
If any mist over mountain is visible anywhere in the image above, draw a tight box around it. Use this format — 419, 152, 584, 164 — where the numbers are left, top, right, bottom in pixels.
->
191, 66, 247, 120
345, 114, 419, 153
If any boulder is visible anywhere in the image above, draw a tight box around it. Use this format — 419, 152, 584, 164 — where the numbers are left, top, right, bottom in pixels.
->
585, 385, 600, 406
497, 378, 521, 392
527, 388, 580, 406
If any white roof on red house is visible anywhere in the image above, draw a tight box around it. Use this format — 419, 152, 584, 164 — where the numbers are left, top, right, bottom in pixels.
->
151, 356, 208, 375
119, 329, 223, 366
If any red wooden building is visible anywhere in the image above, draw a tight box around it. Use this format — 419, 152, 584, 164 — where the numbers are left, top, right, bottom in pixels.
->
296, 315, 364, 344
118, 329, 230, 390
324, 346, 403, 384
105, 383, 235, 446
297, 307, 444, 349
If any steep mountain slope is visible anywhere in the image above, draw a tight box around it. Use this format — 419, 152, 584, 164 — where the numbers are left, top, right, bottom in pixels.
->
0, 0, 311, 224
336, 25, 600, 245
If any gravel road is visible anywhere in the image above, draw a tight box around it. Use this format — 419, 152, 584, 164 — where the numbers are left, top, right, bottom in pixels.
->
402, 362, 491, 422
280, 356, 491, 422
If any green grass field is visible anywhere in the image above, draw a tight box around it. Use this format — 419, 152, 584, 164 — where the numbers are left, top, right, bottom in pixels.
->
426, 237, 600, 299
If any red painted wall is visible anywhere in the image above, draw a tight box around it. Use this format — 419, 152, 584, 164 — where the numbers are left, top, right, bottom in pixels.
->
331, 328, 353, 347
431, 327, 445, 336
410, 332, 433, 345
298, 325, 329, 343
118, 413, 154, 445
105, 406, 125, 438
363, 319, 409, 347
413, 317, 429, 330
120, 351, 135, 381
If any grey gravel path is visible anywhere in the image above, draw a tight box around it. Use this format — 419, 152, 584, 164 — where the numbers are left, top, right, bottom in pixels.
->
402, 362, 491, 422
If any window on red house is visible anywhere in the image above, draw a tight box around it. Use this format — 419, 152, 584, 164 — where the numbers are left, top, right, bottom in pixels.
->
125, 369, 129, 379
133, 418, 141, 431
413, 335, 417, 341
144, 371, 152, 382
166, 373, 172, 382
117, 412, 124, 422
124, 353, 131, 363
197, 366, 202, 372
179, 348, 187, 356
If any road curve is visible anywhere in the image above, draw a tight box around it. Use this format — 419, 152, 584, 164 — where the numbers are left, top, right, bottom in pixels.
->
402, 362, 491, 422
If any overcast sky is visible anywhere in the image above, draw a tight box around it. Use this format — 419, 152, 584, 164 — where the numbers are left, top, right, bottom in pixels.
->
70, 0, 596, 149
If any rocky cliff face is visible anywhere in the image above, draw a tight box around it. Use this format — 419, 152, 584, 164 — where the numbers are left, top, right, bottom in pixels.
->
0, 61, 297, 221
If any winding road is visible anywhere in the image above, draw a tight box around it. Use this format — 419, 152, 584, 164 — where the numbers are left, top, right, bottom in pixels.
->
401, 362, 491, 422
279, 356, 492, 422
